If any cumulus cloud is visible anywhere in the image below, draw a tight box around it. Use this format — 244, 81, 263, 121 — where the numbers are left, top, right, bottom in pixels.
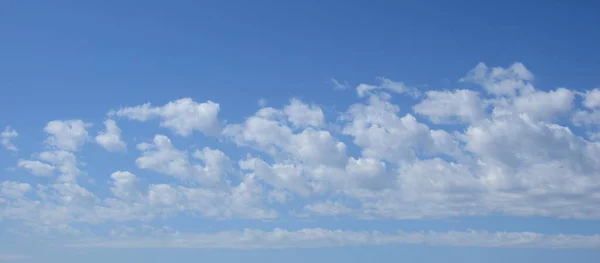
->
18, 150, 83, 182
17, 160, 55, 176
95, 119, 127, 152
39, 150, 83, 182
461, 62, 534, 97
0, 126, 18, 151
283, 98, 325, 128
112, 98, 222, 136
44, 120, 89, 151
110, 171, 140, 200
413, 89, 485, 124
573, 88, 600, 141
2, 62, 600, 249
512, 88, 574, 120
583, 88, 600, 109
135, 135, 231, 185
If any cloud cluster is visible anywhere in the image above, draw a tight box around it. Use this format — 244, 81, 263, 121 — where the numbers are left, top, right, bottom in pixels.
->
2, 62, 600, 249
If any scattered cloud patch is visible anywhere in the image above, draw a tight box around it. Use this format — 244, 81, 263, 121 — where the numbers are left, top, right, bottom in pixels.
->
1, 126, 18, 151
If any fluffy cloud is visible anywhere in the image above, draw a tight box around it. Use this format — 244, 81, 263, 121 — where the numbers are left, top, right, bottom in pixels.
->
573, 88, 600, 141
512, 88, 574, 120
135, 135, 231, 185
14, 120, 89, 182
0, 126, 18, 151
413, 89, 485, 124
0, 181, 32, 199
583, 88, 600, 109
112, 98, 222, 136
44, 120, 89, 151
17, 160, 55, 176
283, 98, 325, 128
2, 62, 600, 249
18, 149, 84, 183
461, 62, 534, 96
95, 119, 127, 152
110, 171, 140, 200
38, 150, 83, 182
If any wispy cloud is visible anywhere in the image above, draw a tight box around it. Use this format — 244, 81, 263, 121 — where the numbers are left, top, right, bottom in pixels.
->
0, 254, 30, 261
66, 228, 600, 250
329, 78, 349, 90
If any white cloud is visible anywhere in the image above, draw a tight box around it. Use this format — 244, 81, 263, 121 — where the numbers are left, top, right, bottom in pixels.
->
283, 98, 325, 128
0, 126, 18, 151
17, 150, 83, 182
583, 88, 600, 109
113, 98, 222, 136
147, 184, 180, 207
330, 78, 348, 90
38, 150, 83, 182
267, 189, 291, 204
461, 62, 534, 97
66, 227, 600, 250
17, 160, 55, 176
135, 135, 230, 185
303, 201, 352, 216
356, 77, 419, 98
3, 62, 600, 248
95, 119, 126, 152
110, 171, 140, 200
573, 89, 600, 137
192, 147, 233, 183
0, 181, 32, 199
14, 121, 89, 182
343, 93, 448, 165
512, 88, 574, 120
573, 110, 600, 127
44, 120, 89, 151
413, 89, 485, 124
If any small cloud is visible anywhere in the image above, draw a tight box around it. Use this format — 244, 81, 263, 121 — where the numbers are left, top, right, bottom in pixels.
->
1, 126, 18, 151
329, 78, 349, 90
258, 98, 268, 108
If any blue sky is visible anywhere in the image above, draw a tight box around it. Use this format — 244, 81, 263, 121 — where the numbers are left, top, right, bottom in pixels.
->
1, 0, 600, 262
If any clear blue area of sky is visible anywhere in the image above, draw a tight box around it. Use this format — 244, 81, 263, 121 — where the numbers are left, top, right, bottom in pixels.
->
1, 1, 600, 262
